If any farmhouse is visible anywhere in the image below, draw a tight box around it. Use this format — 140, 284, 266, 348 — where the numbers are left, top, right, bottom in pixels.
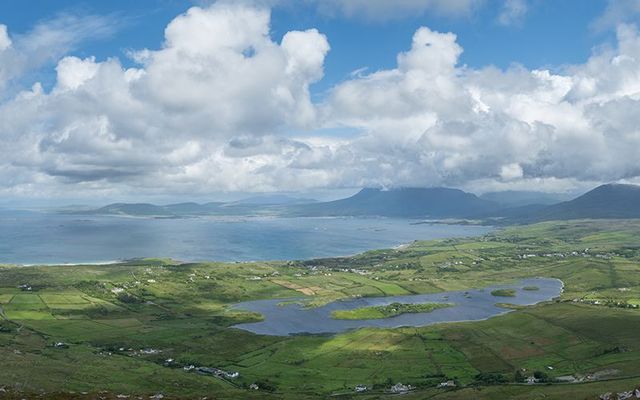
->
389, 383, 412, 393
526, 376, 538, 384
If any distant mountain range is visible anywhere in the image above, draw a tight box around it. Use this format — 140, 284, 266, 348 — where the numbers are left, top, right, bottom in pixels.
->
84, 195, 317, 217
72, 183, 640, 223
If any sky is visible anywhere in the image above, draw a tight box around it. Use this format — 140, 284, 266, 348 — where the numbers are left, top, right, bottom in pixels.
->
1, 0, 640, 205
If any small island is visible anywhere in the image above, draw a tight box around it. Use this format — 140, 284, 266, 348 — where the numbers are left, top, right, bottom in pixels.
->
523, 286, 540, 291
491, 289, 517, 297
332, 302, 453, 320
495, 303, 525, 310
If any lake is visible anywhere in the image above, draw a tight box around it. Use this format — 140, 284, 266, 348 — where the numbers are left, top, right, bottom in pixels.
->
232, 278, 564, 336
0, 211, 493, 264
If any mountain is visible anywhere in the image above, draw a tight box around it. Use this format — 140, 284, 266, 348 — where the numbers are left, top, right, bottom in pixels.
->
288, 187, 500, 218
513, 184, 640, 222
480, 190, 569, 207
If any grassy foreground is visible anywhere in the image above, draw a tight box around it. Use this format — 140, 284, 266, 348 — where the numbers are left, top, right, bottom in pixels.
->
0, 219, 639, 399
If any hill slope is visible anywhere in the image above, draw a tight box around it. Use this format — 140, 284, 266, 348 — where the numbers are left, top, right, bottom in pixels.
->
515, 184, 640, 222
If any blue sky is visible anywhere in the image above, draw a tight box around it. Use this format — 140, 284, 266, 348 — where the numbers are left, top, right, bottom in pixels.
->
0, 0, 618, 95
0, 0, 640, 204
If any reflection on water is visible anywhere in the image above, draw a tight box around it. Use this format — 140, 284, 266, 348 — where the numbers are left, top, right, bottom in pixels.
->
232, 278, 563, 336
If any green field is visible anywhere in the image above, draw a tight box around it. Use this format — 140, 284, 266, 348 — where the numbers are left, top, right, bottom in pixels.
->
0, 219, 639, 399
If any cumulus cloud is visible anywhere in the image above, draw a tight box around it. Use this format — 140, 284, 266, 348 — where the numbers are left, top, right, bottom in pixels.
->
0, 3, 330, 198
1, 2, 640, 199
318, 23, 640, 192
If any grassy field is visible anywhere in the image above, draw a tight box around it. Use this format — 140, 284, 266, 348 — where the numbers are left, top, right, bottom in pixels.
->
0, 219, 639, 399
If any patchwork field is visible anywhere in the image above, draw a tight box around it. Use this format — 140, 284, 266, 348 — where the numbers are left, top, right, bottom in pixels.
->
0, 219, 639, 399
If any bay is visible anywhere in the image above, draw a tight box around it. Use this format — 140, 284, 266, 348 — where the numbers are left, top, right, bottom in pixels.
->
0, 211, 493, 264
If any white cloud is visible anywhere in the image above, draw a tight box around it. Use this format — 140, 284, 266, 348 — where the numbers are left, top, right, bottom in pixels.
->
0, 25, 11, 51
319, 23, 640, 191
500, 163, 524, 180
55, 56, 100, 90
0, 3, 330, 197
497, 0, 528, 26
1, 3, 640, 200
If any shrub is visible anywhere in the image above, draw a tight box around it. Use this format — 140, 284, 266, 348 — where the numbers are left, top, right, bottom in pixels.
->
475, 373, 508, 384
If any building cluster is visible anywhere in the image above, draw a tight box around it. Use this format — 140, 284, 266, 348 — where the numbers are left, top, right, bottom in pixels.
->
389, 383, 413, 393
182, 365, 240, 379
517, 248, 616, 260
438, 260, 466, 269
599, 388, 640, 400
571, 298, 640, 309
336, 268, 369, 275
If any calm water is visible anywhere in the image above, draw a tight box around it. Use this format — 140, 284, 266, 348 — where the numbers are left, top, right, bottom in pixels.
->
233, 278, 563, 336
0, 211, 493, 264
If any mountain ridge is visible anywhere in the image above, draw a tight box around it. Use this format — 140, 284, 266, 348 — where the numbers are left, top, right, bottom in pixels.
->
73, 183, 640, 223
